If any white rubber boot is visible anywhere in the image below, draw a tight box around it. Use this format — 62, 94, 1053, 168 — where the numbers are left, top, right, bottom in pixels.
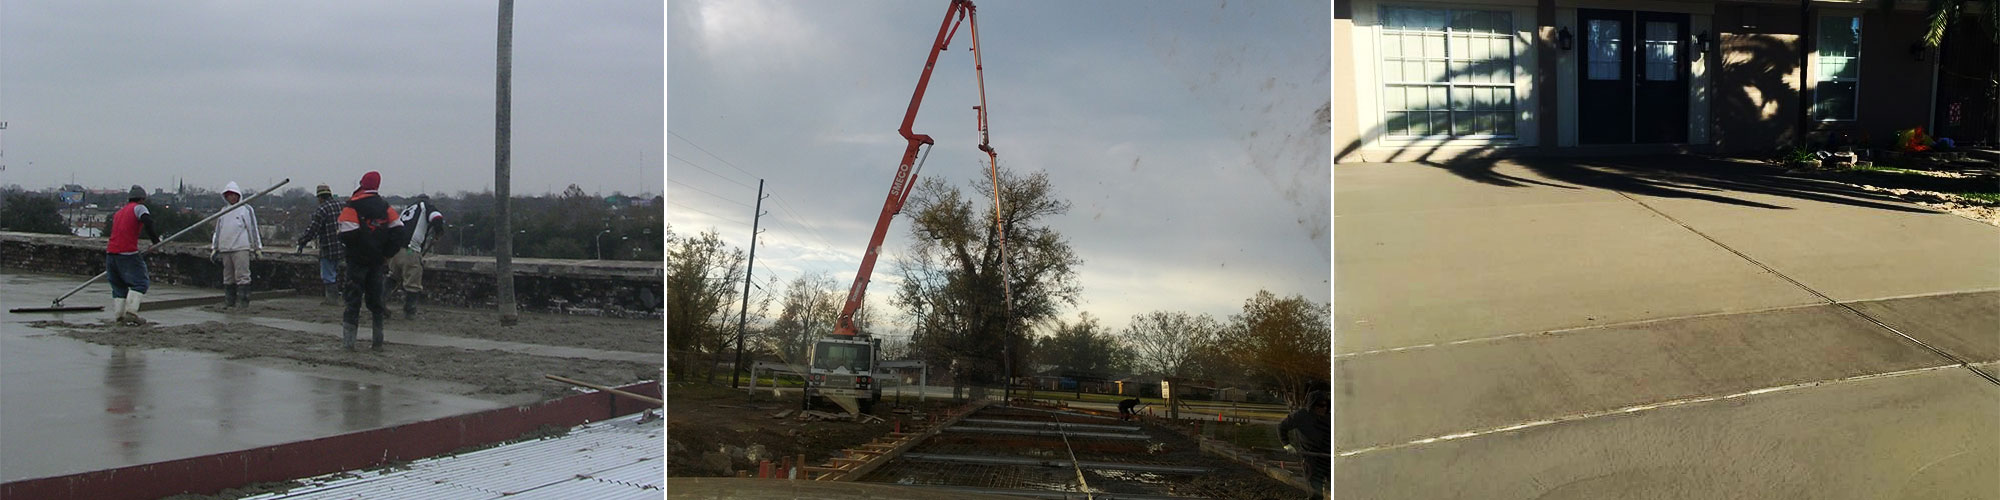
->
110, 295, 128, 322
122, 291, 147, 325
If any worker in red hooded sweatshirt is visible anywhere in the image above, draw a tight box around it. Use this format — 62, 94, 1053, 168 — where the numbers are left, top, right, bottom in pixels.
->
336, 172, 407, 351
105, 185, 163, 325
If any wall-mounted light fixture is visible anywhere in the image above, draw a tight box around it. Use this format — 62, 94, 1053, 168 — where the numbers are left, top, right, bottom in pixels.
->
1908, 41, 1928, 61
1693, 31, 1711, 54
1557, 27, 1574, 51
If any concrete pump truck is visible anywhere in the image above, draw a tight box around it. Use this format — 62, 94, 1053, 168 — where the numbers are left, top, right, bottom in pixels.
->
806, 0, 1002, 415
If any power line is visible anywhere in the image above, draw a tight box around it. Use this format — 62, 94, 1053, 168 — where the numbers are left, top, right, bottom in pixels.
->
666, 200, 750, 227
667, 178, 753, 209
667, 152, 756, 190
768, 192, 844, 252
669, 131, 761, 180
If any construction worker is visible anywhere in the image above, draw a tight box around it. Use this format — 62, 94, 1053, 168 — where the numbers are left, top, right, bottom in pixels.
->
1118, 398, 1145, 421
1278, 390, 1330, 498
210, 182, 263, 309
336, 171, 407, 351
104, 185, 162, 325
295, 184, 346, 304
387, 194, 444, 319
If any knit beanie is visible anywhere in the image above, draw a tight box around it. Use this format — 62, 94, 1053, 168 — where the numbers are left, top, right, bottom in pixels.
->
358, 171, 382, 192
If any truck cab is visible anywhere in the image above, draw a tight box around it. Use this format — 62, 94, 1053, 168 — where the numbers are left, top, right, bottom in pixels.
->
806, 336, 882, 413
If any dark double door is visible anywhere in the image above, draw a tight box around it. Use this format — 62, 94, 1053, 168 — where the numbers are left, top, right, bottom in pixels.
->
1579, 9, 1690, 144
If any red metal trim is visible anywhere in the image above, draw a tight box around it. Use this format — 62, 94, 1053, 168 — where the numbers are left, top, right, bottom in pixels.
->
1, 381, 659, 500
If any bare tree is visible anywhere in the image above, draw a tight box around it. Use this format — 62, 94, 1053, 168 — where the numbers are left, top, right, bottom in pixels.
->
1121, 310, 1223, 379
761, 272, 840, 366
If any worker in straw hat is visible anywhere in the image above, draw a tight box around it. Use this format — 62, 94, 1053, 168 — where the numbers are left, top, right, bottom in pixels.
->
296, 184, 347, 304
104, 185, 162, 325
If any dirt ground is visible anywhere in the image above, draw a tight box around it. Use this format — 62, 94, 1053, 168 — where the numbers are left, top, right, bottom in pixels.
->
199, 296, 662, 353
665, 382, 961, 477
39, 319, 657, 401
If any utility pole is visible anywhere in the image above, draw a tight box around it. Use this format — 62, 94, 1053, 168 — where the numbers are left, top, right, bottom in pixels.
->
732, 180, 768, 389
493, 0, 519, 326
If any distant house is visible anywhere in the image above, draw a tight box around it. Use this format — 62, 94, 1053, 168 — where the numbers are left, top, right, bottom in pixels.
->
1217, 387, 1250, 403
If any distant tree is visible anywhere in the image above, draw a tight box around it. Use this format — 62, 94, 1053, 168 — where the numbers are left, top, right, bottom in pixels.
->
666, 227, 744, 381
1122, 310, 1224, 379
762, 272, 842, 366
895, 168, 1082, 390
0, 192, 68, 234
1035, 312, 1129, 385
1226, 290, 1331, 407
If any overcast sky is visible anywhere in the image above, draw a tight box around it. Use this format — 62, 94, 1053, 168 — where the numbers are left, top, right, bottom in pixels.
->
668, 0, 1331, 339
1, 1, 662, 197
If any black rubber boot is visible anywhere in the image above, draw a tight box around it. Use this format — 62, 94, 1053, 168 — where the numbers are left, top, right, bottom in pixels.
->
224, 285, 239, 308
239, 285, 250, 308
402, 292, 418, 320
322, 284, 339, 305
341, 322, 358, 351
370, 312, 386, 352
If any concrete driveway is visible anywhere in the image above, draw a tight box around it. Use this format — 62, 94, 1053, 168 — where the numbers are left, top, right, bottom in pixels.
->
1334, 156, 2000, 499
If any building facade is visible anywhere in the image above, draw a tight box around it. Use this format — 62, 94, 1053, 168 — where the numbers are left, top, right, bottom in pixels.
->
1335, 0, 1999, 162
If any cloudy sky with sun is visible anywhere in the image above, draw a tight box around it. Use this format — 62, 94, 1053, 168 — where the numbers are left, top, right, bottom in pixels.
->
668, 0, 1330, 339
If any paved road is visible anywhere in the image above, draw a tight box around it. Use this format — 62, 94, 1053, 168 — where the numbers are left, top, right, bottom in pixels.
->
1334, 156, 2000, 499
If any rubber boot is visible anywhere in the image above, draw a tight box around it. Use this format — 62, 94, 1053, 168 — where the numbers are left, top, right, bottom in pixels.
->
110, 295, 127, 323
341, 322, 358, 351
322, 283, 339, 305
402, 292, 418, 320
122, 292, 146, 325
224, 285, 239, 308
239, 285, 250, 308
370, 313, 386, 352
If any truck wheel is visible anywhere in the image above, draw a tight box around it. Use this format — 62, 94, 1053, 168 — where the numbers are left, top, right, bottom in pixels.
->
860, 398, 875, 414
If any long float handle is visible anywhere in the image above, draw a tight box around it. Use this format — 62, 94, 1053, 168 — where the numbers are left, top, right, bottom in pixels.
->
49, 179, 292, 308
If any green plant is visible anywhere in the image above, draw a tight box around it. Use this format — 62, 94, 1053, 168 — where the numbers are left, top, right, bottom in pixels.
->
1776, 147, 1818, 165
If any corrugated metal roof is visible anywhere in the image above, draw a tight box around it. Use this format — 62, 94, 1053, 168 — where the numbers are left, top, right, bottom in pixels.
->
243, 412, 662, 500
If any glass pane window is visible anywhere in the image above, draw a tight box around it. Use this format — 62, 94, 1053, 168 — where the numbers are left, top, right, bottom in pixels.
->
1643, 22, 1678, 81
1814, 16, 1860, 120
1380, 6, 1517, 137
1814, 82, 1857, 120
1817, 17, 1860, 58
1587, 20, 1622, 80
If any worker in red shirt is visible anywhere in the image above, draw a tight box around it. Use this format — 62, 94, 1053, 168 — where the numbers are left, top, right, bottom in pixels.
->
104, 185, 162, 325
336, 171, 407, 351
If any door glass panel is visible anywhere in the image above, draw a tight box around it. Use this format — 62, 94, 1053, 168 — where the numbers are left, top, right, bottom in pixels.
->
1644, 21, 1678, 81
1587, 20, 1622, 80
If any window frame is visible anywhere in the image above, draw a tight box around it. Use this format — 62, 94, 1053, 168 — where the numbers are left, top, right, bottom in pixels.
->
1377, 6, 1520, 140
1813, 14, 1861, 122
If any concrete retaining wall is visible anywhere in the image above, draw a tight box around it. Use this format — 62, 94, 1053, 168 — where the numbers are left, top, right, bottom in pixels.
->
0, 231, 662, 318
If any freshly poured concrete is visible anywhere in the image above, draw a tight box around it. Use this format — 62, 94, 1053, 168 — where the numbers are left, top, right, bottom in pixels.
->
1334, 303, 1949, 450
1334, 163, 1823, 354
0, 272, 516, 482
1337, 366, 2000, 500
1335, 158, 2000, 499
1846, 290, 2000, 364
1624, 177, 2000, 301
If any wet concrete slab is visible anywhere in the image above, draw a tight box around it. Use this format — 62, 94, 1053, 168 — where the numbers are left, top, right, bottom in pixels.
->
135, 307, 658, 364
1846, 290, 2000, 364
1335, 303, 1951, 450
0, 271, 517, 482
1334, 182, 1820, 353
1336, 365, 2000, 500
